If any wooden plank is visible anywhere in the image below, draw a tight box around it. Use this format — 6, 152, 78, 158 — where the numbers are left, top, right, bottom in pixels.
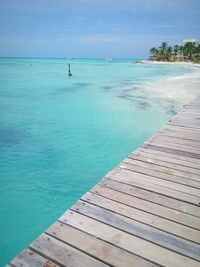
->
135, 148, 200, 170
184, 105, 200, 109
174, 112, 200, 117
46, 221, 158, 267
60, 210, 200, 267
147, 137, 200, 153
182, 111, 200, 115
121, 158, 200, 184
159, 130, 200, 142
158, 129, 200, 142
82, 191, 200, 243
100, 178, 200, 217
173, 112, 200, 118
170, 116, 200, 127
125, 156, 200, 180
120, 160, 200, 188
129, 151, 200, 175
142, 143, 200, 160
170, 119, 200, 128
172, 115, 200, 122
150, 133, 200, 148
91, 185, 200, 230
174, 118, 200, 124
164, 123, 200, 133
160, 130, 200, 142
107, 168, 200, 201
10, 249, 59, 267
162, 122, 200, 132
173, 112, 200, 117
71, 200, 200, 260
144, 140, 200, 156
30, 233, 109, 267
164, 122, 200, 131
168, 122, 200, 130
150, 138, 200, 154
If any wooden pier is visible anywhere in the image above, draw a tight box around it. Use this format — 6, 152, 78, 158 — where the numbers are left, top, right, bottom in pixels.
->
8, 97, 200, 267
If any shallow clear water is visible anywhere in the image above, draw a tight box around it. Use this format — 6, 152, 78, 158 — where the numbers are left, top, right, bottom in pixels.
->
0, 58, 193, 265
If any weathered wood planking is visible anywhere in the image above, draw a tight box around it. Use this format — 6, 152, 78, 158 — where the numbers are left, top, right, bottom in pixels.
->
123, 157, 200, 182
100, 177, 200, 218
120, 160, 200, 187
8, 97, 200, 267
91, 185, 200, 230
10, 249, 59, 267
81, 192, 200, 243
135, 147, 200, 170
46, 222, 157, 267
129, 150, 200, 175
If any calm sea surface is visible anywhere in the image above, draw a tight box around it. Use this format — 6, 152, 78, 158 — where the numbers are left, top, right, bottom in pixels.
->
0, 58, 193, 265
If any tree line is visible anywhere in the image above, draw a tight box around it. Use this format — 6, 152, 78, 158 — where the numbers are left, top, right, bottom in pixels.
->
149, 41, 200, 63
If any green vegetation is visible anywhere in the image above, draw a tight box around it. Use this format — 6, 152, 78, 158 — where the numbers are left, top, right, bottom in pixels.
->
149, 41, 200, 63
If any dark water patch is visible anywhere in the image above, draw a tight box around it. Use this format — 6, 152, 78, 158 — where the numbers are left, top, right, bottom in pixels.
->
122, 88, 134, 92
120, 82, 134, 86
137, 95, 149, 100
153, 98, 179, 116
74, 83, 92, 87
166, 108, 177, 116
137, 101, 151, 110
121, 79, 134, 83
117, 94, 151, 110
165, 102, 179, 116
118, 95, 133, 101
129, 94, 148, 100
122, 86, 139, 92
118, 92, 148, 100
0, 126, 28, 150
52, 82, 92, 95
102, 86, 113, 90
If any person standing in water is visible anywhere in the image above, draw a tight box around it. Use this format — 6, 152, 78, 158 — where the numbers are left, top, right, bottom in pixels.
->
68, 63, 72, 77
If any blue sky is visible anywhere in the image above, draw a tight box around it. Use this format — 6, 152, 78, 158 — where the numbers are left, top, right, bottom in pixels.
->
0, 0, 199, 58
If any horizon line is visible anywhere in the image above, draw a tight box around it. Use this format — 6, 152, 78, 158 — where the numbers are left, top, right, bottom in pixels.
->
0, 56, 145, 60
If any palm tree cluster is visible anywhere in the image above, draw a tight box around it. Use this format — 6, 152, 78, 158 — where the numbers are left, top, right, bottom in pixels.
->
149, 41, 200, 63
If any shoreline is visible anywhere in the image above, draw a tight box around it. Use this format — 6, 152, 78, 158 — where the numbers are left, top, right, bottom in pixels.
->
142, 60, 200, 69
142, 61, 200, 105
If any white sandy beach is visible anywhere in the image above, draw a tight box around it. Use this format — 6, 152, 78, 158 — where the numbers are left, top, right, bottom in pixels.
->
143, 61, 200, 104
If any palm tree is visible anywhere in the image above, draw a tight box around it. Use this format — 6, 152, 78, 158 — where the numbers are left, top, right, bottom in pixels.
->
183, 42, 196, 61
166, 46, 172, 60
148, 41, 200, 63
173, 45, 179, 56
159, 42, 168, 60
160, 42, 168, 51
149, 47, 158, 60
194, 44, 200, 54
193, 44, 200, 63
178, 45, 184, 54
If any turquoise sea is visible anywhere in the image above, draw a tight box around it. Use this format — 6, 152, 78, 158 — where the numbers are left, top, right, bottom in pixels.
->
0, 58, 193, 265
